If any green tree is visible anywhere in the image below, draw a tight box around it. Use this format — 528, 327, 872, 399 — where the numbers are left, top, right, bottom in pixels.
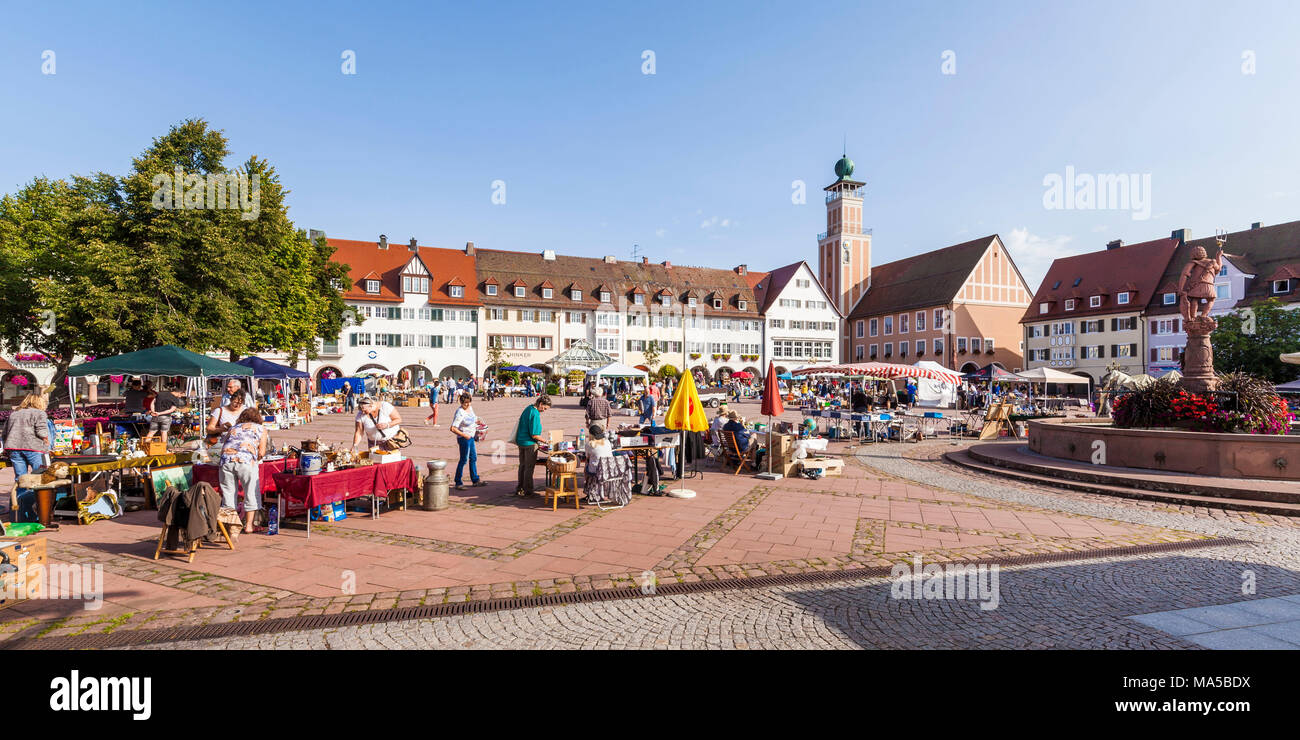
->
0, 119, 352, 398
643, 340, 662, 372
1211, 298, 1300, 383
486, 342, 508, 378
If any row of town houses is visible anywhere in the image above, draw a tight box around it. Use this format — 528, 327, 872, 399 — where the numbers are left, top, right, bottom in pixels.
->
5, 156, 1299, 394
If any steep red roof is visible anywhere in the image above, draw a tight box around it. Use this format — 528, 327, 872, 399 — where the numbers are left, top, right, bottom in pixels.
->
473, 249, 758, 317
1023, 237, 1177, 323
1145, 221, 1300, 315
849, 235, 1001, 319
328, 238, 481, 307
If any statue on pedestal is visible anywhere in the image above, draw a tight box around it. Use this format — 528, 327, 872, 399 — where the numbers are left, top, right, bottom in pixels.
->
1178, 243, 1225, 393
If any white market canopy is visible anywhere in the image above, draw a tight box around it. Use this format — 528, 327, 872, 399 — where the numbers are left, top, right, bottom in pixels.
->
587, 362, 649, 381
1015, 367, 1092, 384
1275, 377, 1300, 391
1282, 352, 1300, 365
912, 360, 961, 384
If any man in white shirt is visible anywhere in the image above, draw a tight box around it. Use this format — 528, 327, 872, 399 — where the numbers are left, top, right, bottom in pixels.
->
449, 394, 485, 489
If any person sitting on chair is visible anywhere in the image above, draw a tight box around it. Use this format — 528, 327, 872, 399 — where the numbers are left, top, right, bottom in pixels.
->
722, 411, 763, 466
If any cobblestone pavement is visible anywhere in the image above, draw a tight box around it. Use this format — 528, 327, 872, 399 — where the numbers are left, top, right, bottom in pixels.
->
125, 438, 1300, 650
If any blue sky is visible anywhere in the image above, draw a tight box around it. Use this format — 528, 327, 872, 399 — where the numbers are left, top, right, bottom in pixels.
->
3, 1, 1299, 288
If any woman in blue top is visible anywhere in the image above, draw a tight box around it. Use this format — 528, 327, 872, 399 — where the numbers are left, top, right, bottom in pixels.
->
514, 395, 551, 497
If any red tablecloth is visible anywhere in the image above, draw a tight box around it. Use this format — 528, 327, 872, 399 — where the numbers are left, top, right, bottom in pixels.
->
271, 458, 416, 511
192, 457, 299, 491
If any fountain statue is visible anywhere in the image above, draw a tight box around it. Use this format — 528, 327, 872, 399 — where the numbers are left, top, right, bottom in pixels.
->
1178, 241, 1225, 393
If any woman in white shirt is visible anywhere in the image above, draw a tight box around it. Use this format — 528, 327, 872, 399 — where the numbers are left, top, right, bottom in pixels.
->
207, 395, 247, 435
351, 396, 403, 450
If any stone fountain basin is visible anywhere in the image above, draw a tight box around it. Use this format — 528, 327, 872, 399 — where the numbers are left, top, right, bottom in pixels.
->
1028, 417, 1300, 481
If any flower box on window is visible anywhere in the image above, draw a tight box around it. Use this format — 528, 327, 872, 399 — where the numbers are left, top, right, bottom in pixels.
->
689, 353, 701, 360
986, 348, 995, 355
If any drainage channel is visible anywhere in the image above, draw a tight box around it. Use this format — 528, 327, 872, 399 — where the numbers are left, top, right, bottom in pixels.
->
4, 537, 1247, 650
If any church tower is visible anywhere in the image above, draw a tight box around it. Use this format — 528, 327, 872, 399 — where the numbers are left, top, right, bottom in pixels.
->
818, 154, 871, 357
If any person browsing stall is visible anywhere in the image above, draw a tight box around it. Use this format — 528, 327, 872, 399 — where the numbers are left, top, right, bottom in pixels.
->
513, 395, 551, 497
143, 386, 187, 446
585, 387, 612, 428
351, 396, 403, 451
3, 393, 50, 522
207, 394, 246, 435
449, 394, 486, 490
218, 407, 268, 533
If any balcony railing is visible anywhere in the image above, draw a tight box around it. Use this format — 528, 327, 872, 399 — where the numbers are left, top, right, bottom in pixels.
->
817, 227, 872, 242
825, 186, 865, 204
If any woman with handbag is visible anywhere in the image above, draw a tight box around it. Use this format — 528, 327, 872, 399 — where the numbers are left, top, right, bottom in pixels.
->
449, 394, 486, 490
350, 396, 404, 452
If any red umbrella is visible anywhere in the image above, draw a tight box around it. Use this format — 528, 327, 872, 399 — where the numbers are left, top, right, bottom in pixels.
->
732, 370, 755, 380
759, 360, 785, 478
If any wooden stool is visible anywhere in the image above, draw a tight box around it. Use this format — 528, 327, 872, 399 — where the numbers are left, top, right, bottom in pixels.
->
154, 521, 235, 563
544, 471, 579, 511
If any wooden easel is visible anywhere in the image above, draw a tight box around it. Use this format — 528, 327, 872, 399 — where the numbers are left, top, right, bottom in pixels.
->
154, 521, 235, 563
978, 403, 1019, 440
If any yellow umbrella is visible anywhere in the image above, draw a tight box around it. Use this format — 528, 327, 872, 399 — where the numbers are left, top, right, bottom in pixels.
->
663, 368, 708, 498
664, 368, 709, 432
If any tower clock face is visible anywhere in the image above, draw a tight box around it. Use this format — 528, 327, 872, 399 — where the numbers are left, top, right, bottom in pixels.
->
842, 245, 851, 264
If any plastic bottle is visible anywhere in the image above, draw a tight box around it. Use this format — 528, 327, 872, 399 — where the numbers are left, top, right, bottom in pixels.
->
266, 505, 279, 535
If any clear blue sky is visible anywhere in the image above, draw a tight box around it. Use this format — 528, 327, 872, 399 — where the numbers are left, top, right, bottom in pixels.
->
3, 0, 1299, 288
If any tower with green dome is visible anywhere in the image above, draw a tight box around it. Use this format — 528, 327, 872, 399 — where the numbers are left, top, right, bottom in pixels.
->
818, 152, 871, 360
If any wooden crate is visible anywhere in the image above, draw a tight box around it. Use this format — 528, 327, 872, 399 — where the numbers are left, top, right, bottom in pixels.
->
0, 536, 48, 609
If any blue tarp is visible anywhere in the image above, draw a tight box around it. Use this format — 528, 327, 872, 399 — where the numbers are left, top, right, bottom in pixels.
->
235, 356, 309, 379
320, 376, 369, 394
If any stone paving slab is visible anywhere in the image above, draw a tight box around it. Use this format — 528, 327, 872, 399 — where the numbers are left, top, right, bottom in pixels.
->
1130, 595, 1300, 649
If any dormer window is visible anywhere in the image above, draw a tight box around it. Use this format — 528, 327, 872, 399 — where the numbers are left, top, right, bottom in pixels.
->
402, 276, 429, 294
1274, 279, 1291, 294
543, 288, 553, 299
633, 294, 644, 305
514, 286, 526, 298
1072, 278, 1082, 287
600, 291, 611, 303
486, 284, 498, 296
365, 280, 380, 294
660, 295, 671, 307
450, 286, 464, 298
1039, 303, 1049, 314
712, 298, 722, 309
1065, 299, 1076, 311
1162, 292, 1176, 305
688, 297, 697, 307
1117, 292, 1130, 305
1089, 295, 1102, 308
738, 300, 747, 311
572, 289, 582, 302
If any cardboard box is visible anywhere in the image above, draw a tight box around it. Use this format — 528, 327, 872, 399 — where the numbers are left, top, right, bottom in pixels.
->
141, 440, 168, 456
799, 457, 844, 477
0, 536, 48, 609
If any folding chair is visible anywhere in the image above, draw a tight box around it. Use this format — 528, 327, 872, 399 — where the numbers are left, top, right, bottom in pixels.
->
719, 431, 759, 475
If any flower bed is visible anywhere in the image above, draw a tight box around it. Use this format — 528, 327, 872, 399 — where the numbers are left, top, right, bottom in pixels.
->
1112, 373, 1292, 435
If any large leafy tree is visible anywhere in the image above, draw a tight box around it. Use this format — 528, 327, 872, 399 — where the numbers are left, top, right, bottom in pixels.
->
0, 175, 134, 394
0, 119, 352, 399
1211, 298, 1300, 383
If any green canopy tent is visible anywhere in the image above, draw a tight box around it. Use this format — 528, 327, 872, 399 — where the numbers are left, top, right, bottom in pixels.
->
65, 345, 256, 430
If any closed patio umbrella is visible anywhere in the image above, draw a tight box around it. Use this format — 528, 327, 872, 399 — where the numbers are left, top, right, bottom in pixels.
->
757, 360, 785, 480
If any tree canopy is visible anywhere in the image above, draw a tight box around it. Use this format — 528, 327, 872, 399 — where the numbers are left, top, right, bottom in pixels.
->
1211, 298, 1300, 384
0, 119, 351, 394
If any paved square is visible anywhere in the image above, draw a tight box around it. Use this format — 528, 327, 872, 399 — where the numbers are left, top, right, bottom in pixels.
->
0, 396, 1213, 642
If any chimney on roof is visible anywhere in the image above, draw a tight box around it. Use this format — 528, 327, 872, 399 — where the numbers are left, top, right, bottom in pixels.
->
1252, 221, 1262, 230
1170, 228, 1189, 246
408, 237, 418, 252
465, 241, 475, 255
1106, 239, 1123, 250
542, 249, 556, 261
736, 264, 747, 275
378, 234, 388, 250
603, 256, 617, 264
662, 260, 672, 269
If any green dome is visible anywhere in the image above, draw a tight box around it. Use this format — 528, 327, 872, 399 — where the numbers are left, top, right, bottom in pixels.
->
834, 155, 854, 179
